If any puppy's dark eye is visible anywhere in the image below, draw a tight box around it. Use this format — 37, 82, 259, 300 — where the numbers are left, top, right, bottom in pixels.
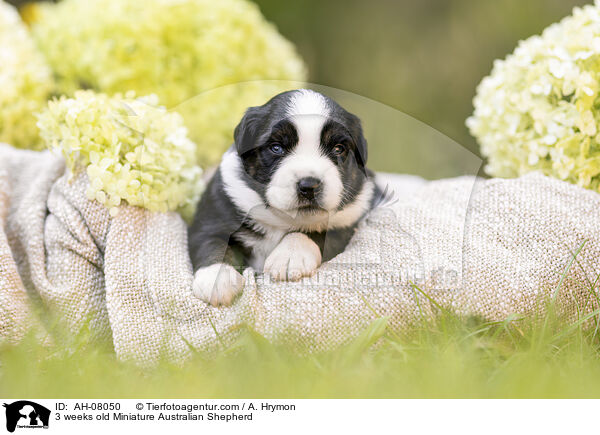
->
333, 144, 346, 155
270, 144, 284, 155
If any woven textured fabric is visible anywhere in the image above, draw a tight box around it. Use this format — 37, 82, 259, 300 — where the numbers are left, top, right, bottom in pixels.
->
0, 143, 598, 365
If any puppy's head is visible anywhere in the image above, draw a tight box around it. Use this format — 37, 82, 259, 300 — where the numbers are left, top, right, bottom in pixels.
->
233, 89, 368, 215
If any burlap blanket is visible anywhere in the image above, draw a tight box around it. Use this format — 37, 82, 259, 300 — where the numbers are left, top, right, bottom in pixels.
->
1, 143, 598, 365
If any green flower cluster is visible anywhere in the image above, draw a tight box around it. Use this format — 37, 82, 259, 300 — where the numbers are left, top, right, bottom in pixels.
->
467, 1, 600, 191
37, 91, 204, 218
32, 0, 307, 165
0, 0, 52, 149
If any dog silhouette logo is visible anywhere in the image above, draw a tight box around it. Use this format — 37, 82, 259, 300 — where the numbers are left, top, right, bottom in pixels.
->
3, 401, 50, 432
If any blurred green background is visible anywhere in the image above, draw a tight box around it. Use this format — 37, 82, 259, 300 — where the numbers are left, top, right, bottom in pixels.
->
253, 0, 590, 176
254, 0, 589, 154
9, 0, 591, 177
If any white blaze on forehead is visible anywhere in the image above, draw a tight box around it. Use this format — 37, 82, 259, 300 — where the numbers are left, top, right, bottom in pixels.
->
286, 89, 330, 117
291, 113, 326, 153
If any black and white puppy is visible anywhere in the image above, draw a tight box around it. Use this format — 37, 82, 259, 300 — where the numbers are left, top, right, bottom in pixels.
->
188, 89, 379, 306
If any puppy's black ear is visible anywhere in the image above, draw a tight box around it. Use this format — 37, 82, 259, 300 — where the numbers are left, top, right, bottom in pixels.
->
346, 112, 368, 166
233, 106, 265, 156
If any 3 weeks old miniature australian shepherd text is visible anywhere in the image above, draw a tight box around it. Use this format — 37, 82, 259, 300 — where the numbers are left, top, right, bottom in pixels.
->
188, 89, 380, 306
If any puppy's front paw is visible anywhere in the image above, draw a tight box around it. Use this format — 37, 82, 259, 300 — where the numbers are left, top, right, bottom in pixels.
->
192, 263, 245, 306
264, 232, 322, 281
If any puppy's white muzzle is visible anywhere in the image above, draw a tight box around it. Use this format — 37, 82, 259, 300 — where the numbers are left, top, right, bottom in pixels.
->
266, 153, 343, 212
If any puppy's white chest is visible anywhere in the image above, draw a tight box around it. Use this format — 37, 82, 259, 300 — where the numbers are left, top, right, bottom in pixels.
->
237, 228, 286, 271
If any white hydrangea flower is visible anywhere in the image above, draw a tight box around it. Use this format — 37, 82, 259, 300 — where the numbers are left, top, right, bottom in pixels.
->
467, 1, 600, 191
37, 91, 204, 219
32, 0, 307, 165
0, 0, 53, 149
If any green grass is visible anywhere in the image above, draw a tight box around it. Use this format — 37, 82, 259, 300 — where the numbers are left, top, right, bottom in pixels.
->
2, 242, 600, 399
2, 301, 600, 398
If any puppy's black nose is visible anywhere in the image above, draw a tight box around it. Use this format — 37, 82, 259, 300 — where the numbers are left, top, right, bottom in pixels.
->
297, 177, 322, 200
